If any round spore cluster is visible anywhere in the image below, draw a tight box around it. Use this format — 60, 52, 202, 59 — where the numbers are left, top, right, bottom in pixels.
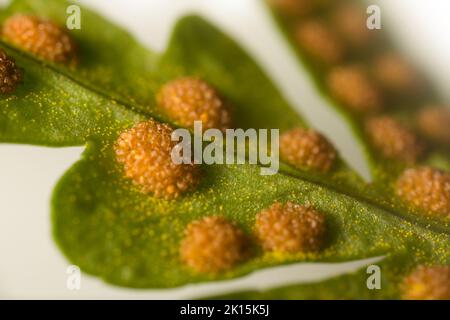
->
2, 14, 77, 64
396, 166, 450, 217
280, 128, 337, 172
402, 265, 450, 300
327, 65, 382, 113
417, 106, 450, 145
373, 53, 422, 94
294, 19, 344, 65
255, 202, 327, 253
366, 116, 424, 163
157, 77, 232, 131
332, 3, 374, 49
0, 49, 23, 94
114, 120, 200, 199
180, 216, 249, 273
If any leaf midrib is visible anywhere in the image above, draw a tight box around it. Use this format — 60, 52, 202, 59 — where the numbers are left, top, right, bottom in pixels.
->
0, 40, 164, 123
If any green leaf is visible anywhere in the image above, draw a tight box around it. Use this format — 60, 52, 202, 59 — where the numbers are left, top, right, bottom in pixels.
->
1, 0, 449, 298
265, 0, 450, 181
259, 0, 450, 236
52, 140, 449, 289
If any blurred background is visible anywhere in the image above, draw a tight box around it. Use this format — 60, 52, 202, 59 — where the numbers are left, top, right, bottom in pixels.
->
0, 0, 449, 299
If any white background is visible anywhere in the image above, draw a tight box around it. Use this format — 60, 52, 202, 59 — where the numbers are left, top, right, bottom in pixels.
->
0, 0, 449, 299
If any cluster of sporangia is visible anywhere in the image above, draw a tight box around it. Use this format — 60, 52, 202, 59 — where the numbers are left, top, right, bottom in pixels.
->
0, 14, 78, 94
1, 10, 449, 299
0, 48, 23, 94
